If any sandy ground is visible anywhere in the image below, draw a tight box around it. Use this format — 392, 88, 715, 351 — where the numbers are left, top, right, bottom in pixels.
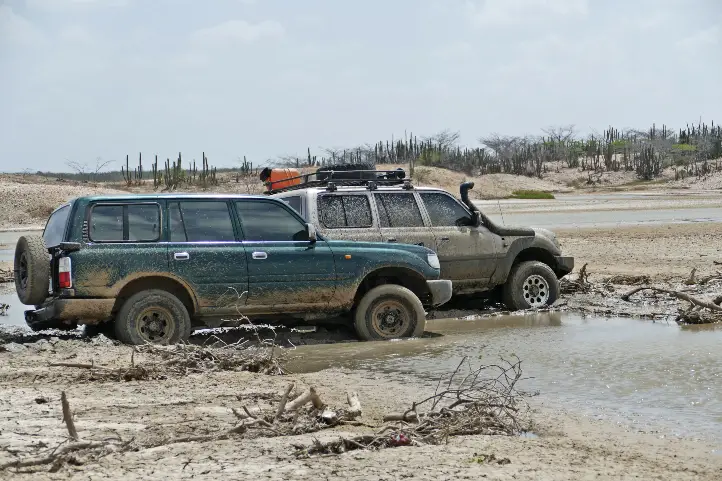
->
0, 340, 720, 480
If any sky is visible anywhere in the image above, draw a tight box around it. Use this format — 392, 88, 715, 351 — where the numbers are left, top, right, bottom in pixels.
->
1, 0, 720, 172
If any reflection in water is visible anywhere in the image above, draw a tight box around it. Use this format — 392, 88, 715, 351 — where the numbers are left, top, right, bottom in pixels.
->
288, 313, 722, 443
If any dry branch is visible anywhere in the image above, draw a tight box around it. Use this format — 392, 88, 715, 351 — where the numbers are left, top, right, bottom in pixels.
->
621, 287, 722, 311
60, 392, 78, 441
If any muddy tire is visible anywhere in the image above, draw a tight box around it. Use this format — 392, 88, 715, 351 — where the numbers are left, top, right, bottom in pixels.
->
502, 261, 559, 311
114, 289, 191, 345
14, 235, 50, 305
353, 284, 426, 341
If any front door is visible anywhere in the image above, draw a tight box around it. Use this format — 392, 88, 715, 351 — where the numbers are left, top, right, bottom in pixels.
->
417, 191, 500, 293
233, 199, 336, 313
373, 192, 436, 249
166, 200, 249, 316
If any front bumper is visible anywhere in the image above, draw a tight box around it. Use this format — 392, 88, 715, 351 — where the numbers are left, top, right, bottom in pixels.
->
426, 280, 453, 307
25, 298, 115, 329
554, 256, 575, 277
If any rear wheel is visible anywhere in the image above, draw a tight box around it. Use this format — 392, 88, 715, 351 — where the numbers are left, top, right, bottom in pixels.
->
114, 290, 191, 345
14, 235, 50, 305
502, 261, 559, 311
353, 284, 426, 341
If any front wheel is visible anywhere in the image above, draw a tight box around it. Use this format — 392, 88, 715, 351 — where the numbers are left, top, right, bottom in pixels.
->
502, 261, 560, 311
353, 284, 426, 341
114, 290, 191, 345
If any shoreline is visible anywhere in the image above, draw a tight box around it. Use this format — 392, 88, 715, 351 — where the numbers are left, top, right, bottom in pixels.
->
0, 342, 720, 480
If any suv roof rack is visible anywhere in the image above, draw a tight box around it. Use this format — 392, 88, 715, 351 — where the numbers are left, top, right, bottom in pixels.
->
262, 167, 412, 194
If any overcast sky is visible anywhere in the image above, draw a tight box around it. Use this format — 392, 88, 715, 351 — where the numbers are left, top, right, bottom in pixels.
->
1, 0, 720, 172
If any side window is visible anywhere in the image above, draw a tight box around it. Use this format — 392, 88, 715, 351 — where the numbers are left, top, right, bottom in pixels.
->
318, 195, 372, 228
419, 192, 473, 227
169, 202, 187, 242
43, 203, 71, 247
281, 196, 303, 216
236, 201, 308, 242
374, 193, 425, 228
89, 203, 161, 242
178, 201, 235, 242
89, 205, 124, 241
128, 204, 160, 241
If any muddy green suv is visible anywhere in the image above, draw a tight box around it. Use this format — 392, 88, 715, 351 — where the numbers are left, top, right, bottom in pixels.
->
13, 194, 452, 344
269, 167, 574, 310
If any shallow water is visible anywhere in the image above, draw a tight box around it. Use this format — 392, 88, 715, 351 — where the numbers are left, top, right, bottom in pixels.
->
0, 230, 40, 262
286, 313, 722, 443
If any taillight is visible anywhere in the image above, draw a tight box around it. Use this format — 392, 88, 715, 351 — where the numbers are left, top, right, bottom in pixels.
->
58, 257, 72, 289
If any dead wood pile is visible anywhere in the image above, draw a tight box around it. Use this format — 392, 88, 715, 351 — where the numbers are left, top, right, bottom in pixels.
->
0, 355, 531, 472
0, 268, 12, 283
48, 340, 286, 382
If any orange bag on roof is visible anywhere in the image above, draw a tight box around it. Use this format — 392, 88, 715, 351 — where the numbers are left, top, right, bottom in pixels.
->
259, 168, 301, 191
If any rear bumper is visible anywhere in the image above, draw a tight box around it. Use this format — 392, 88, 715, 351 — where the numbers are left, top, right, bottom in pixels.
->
25, 298, 114, 328
426, 280, 453, 307
554, 256, 575, 277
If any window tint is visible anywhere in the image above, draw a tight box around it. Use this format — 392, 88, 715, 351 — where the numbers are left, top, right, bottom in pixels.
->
89, 203, 161, 242
236, 201, 308, 241
89, 205, 123, 241
43, 204, 71, 247
318, 195, 372, 228
281, 196, 303, 216
128, 204, 160, 241
179, 201, 235, 242
169, 202, 186, 242
420, 193, 473, 227
374, 193, 424, 228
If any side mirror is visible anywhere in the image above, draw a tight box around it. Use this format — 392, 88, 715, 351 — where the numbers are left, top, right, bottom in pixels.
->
306, 223, 317, 243
473, 210, 482, 227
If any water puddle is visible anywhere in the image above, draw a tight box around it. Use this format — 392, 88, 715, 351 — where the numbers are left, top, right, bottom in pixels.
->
286, 313, 722, 442
0, 230, 40, 263
0, 292, 30, 328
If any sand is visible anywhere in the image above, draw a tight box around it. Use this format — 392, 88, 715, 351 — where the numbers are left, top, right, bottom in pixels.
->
0, 341, 720, 480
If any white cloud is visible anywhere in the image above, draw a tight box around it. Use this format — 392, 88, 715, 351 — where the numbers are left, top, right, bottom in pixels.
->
467, 0, 588, 26
676, 26, 719, 50
25, 0, 129, 10
430, 41, 473, 59
0, 6, 46, 48
190, 20, 285, 47
58, 25, 93, 43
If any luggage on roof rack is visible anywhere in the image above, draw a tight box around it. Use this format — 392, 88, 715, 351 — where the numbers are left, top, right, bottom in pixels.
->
261, 164, 410, 194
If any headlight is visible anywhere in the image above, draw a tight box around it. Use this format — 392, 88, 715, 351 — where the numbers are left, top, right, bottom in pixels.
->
427, 253, 440, 269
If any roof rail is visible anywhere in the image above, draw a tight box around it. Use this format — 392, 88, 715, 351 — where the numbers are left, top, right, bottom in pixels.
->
262, 167, 411, 194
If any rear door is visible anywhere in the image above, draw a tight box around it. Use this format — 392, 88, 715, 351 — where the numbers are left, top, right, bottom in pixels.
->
74, 201, 167, 297
166, 200, 249, 316
315, 192, 382, 242
418, 191, 500, 289
234, 199, 336, 312
373, 192, 435, 249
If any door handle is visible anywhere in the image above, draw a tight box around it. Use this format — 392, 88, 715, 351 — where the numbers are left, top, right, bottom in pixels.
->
387, 238, 397, 243
174, 252, 190, 261
440, 237, 450, 241
252, 251, 268, 260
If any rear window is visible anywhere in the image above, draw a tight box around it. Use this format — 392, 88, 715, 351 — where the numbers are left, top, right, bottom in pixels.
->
318, 194, 373, 228
89, 203, 161, 242
43, 203, 71, 247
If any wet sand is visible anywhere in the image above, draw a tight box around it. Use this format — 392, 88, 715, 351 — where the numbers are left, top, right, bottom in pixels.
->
1, 338, 720, 480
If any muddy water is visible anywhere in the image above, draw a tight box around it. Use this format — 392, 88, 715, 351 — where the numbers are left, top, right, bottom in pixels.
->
287, 313, 722, 442
0, 230, 40, 262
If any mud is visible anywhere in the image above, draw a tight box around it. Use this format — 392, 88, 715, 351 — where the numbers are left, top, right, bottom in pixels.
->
1, 333, 721, 480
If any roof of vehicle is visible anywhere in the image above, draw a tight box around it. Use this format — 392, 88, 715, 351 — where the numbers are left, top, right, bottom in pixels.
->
271, 185, 451, 196
69, 193, 276, 203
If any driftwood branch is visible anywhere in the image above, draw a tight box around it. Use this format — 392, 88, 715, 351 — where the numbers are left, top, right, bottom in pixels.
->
60, 392, 79, 441
621, 287, 722, 311
285, 387, 323, 411
275, 383, 295, 421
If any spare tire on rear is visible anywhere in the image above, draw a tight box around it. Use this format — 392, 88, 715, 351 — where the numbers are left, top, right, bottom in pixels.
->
14, 235, 50, 305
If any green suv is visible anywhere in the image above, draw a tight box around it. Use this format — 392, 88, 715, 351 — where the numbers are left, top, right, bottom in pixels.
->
13, 194, 452, 344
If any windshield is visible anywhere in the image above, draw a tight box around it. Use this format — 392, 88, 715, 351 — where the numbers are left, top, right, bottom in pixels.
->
43, 203, 71, 247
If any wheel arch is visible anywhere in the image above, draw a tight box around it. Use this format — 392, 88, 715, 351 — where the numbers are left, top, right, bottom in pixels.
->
112, 275, 197, 317
353, 267, 431, 307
